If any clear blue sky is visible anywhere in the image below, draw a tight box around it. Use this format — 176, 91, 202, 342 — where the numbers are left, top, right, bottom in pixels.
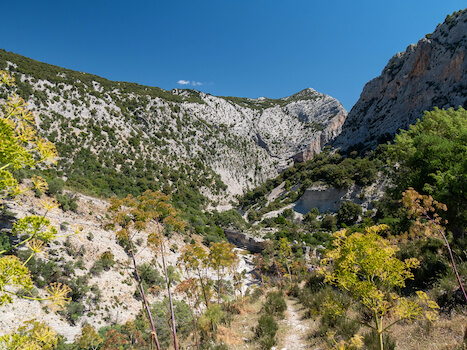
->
2, 1, 466, 110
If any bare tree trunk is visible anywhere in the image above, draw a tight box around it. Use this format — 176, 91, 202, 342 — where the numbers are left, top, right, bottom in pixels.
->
197, 268, 209, 307
217, 267, 221, 304
188, 304, 200, 350
126, 231, 161, 350
159, 230, 179, 350
416, 202, 467, 303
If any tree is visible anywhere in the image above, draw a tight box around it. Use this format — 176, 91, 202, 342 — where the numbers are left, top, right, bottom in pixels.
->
0, 70, 70, 309
74, 324, 102, 350
108, 190, 185, 350
178, 243, 212, 307
277, 238, 292, 285
0, 319, 58, 350
385, 107, 467, 237
337, 201, 362, 226
321, 224, 439, 350
208, 241, 238, 303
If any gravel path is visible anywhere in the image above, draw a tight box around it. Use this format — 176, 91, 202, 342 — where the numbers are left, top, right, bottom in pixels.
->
278, 298, 311, 350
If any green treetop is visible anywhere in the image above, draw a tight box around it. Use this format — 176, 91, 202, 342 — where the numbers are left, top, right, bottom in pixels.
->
385, 107, 467, 237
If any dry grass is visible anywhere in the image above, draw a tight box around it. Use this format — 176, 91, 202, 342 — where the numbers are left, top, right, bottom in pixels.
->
389, 311, 467, 350
217, 296, 264, 349
217, 325, 245, 346
302, 309, 467, 350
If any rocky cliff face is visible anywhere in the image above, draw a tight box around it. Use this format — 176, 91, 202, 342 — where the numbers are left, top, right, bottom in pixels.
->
0, 51, 346, 200
333, 9, 467, 151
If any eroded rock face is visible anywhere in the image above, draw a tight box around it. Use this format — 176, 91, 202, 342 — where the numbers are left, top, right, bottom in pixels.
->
332, 9, 467, 151
293, 112, 346, 162
0, 49, 348, 199
294, 174, 389, 215
224, 229, 266, 253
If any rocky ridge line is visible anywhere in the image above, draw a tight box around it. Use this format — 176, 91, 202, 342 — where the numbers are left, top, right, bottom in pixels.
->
0, 51, 347, 200
332, 9, 467, 151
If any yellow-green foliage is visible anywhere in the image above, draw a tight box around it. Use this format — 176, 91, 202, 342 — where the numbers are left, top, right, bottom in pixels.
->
74, 324, 103, 350
0, 70, 70, 309
0, 71, 57, 198
0, 319, 58, 350
321, 224, 439, 350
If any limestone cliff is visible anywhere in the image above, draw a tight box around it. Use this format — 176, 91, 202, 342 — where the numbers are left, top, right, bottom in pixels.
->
333, 9, 467, 151
0, 51, 346, 200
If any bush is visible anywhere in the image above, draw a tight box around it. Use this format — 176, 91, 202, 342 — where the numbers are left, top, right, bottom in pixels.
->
318, 312, 360, 345
56, 193, 78, 212
135, 263, 165, 297
251, 287, 264, 300
47, 177, 65, 195
90, 251, 115, 276
198, 304, 227, 340
337, 201, 362, 226
0, 232, 11, 252
263, 291, 287, 318
397, 238, 449, 294
304, 207, 319, 223
253, 315, 278, 350
203, 232, 224, 247
64, 301, 85, 325
289, 283, 300, 297
321, 214, 337, 232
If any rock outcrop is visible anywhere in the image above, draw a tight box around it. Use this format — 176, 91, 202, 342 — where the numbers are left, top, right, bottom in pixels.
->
224, 229, 267, 253
332, 9, 467, 151
294, 174, 389, 215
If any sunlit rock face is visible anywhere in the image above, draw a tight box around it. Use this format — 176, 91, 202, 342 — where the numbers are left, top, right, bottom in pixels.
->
0, 48, 348, 198
332, 10, 467, 152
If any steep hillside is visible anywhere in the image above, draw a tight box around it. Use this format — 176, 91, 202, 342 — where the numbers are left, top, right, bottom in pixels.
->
333, 9, 467, 151
0, 51, 346, 203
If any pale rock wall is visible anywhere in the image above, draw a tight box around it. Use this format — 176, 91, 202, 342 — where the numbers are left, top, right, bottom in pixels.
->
332, 10, 467, 151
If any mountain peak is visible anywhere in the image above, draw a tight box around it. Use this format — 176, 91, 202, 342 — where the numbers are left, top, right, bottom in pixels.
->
283, 88, 319, 101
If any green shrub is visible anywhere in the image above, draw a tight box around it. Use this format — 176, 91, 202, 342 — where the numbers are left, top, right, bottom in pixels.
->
90, 250, 115, 276
203, 232, 224, 246
304, 207, 319, 223
251, 287, 264, 300
64, 301, 85, 325
320, 313, 360, 344
263, 291, 287, 318
47, 177, 65, 195
253, 315, 278, 350
321, 214, 337, 232
134, 263, 165, 297
56, 193, 78, 212
0, 232, 11, 252
337, 201, 362, 226
197, 304, 227, 341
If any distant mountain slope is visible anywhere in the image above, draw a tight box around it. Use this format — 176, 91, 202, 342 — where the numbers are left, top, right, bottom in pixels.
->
0, 50, 346, 202
332, 9, 467, 151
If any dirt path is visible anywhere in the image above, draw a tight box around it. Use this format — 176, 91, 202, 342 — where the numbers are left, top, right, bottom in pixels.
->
277, 298, 312, 350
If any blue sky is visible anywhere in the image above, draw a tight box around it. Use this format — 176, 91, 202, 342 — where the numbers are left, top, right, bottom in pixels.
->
2, 1, 466, 110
